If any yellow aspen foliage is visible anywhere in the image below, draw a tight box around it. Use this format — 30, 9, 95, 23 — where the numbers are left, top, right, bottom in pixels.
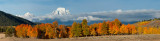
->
109, 22, 114, 34
113, 25, 119, 34
45, 23, 56, 38
148, 27, 159, 34
143, 27, 148, 34
137, 27, 143, 34
130, 24, 137, 34
36, 23, 46, 32
158, 28, 160, 34
71, 22, 82, 37
120, 24, 126, 34
82, 19, 90, 36
152, 27, 158, 34
137, 21, 151, 26
89, 24, 97, 36
15, 18, 160, 38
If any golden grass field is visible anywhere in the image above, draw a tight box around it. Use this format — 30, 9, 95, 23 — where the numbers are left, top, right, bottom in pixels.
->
1, 34, 160, 41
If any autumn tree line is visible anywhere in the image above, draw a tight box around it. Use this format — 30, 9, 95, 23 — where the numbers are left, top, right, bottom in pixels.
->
14, 19, 160, 39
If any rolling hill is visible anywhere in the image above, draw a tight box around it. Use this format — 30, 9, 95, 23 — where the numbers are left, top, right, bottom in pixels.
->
134, 18, 160, 28
0, 11, 35, 26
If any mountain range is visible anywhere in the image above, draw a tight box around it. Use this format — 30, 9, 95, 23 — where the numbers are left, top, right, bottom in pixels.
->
17, 7, 160, 25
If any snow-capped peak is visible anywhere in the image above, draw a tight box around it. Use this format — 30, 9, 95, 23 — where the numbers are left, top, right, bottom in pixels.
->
24, 12, 34, 17
52, 7, 70, 15
16, 12, 35, 21
116, 9, 122, 13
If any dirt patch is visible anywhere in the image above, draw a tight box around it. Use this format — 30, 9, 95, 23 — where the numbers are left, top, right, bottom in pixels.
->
0, 34, 5, 39
1, 34, 160, 41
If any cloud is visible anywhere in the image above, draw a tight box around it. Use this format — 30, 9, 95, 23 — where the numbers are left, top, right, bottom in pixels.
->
17, 8, 160, 24
73, 16, 108, 22
116, 9, 122, 13
86, 9, 160, 22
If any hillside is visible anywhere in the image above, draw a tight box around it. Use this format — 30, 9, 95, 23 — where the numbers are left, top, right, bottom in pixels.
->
0, 11, 35, 26
134, 19, 160, 28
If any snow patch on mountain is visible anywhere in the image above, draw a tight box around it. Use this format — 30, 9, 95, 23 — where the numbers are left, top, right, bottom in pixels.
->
52, 7, 70, 15
17, 12, 35, 21
24, 12, 35, 17
17, 7, 71, 21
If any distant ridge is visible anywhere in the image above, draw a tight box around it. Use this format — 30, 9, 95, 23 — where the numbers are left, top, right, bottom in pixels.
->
0, 11, 35, 26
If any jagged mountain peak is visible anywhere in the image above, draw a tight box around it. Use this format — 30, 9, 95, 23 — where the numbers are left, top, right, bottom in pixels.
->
52, 7, 70, 15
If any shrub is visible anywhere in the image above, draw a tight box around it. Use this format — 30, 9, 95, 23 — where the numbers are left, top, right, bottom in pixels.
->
5, 27, 15, 37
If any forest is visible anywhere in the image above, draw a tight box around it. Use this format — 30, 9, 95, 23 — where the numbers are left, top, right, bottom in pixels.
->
13, 19, 160, 39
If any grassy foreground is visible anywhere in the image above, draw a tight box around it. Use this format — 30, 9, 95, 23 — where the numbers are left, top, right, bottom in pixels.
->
1, 34, 160, 41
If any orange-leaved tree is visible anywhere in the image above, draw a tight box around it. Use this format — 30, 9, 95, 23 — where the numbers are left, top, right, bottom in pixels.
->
29, 27, 38, 38
45, 23, 56, 39
58, 25, 67, 38
15, 24, 30, 38
97, 23, 102, 35
66, 27, 72, 38
89, 23, 97, 36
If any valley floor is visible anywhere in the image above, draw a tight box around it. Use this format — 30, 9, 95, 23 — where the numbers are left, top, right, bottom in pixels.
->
1, 34, 160, 41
